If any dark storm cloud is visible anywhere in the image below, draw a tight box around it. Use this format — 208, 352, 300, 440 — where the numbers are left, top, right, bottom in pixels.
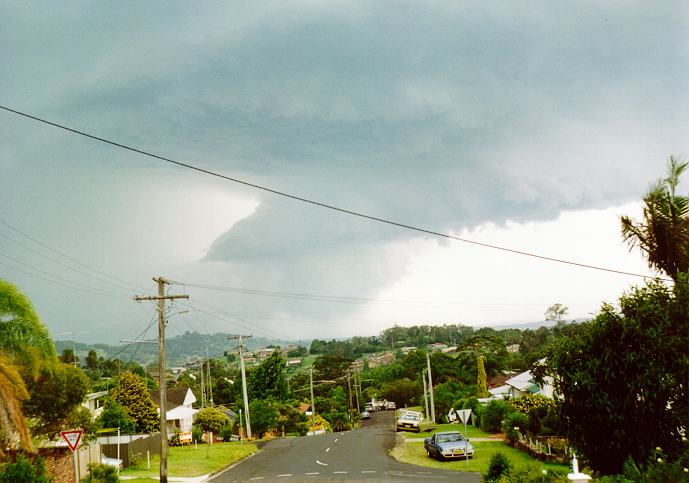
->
1, 1, 688, 340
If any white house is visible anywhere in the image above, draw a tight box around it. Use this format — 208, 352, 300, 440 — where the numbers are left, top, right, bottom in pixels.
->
486, 360, 554, 401
82, 390, 108, 418
149, 386, 198, 435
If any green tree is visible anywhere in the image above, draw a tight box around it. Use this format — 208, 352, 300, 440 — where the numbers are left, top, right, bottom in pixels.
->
313, 355, 353, 384
85, 350, 99, 370
59, 348, 79, 366
536, 281, 689, 474
248, 352, 288, 401
249, 399, 277, 438
621, 156, 689, 281
544, 303, 568, 323
194, 407, 230, 435
476, 355, 488, 398
109, 371, 159, 434
97, 399, 136, 433
22, 360, 91, 438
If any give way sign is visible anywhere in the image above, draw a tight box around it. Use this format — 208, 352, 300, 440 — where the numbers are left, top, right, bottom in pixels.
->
60, 430, 83, 453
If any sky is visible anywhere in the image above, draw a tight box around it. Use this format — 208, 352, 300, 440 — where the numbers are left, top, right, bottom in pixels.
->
1, 2, 688, 345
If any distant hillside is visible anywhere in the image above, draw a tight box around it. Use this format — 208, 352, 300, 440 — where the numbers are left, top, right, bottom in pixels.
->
55, 331, 310, 367
491, 318, 589, 331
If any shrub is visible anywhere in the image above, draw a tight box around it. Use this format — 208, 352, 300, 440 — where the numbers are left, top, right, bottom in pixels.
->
508, 394, 555, 414
480, 399, 514, 433
485, 452, 512, 481
0, 454, 49, 483
191, 426, 203, 444
81, 463, 119, 482
502, 411, 528, 444
496, 464, 568, 482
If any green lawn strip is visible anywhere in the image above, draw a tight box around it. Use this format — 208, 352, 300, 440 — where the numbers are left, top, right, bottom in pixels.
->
406, 422, 495, 439
391, 440, 568, 475
120, 442, 256, 478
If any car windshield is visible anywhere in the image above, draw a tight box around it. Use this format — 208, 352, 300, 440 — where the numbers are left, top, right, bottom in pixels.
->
436, 433, 463, 443
403, 414, 420, 421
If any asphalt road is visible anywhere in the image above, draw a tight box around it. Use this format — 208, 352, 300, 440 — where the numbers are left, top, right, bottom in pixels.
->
211, 411, 481, 482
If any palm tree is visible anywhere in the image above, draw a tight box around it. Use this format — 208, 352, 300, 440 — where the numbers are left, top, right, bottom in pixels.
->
0, 279, 56, 360
621, 156, 689, 282
0, 279, 57, 453
0, 354, 32, 455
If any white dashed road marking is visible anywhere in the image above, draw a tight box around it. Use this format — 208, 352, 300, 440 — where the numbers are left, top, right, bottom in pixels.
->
333, 471, 348, 474
305, 472, 319, 475
316, 460, 328, 466
325, 447, 330, 452
277, 474, 292, 477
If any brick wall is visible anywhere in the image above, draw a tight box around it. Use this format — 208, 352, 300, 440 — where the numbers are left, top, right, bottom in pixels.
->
38, 447, 74, 483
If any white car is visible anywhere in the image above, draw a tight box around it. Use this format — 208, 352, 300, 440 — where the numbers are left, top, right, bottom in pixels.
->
396, 410, 423, 432
101, 454, 123, 469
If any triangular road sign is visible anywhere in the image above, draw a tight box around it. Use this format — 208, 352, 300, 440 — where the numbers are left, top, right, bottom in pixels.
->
458, 409, 472, 424
60, 430, 83, 453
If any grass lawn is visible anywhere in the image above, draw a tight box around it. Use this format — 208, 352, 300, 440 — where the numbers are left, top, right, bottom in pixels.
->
391, 440, 568, 476
119, 442, 256, 479
414, 422, 495, 439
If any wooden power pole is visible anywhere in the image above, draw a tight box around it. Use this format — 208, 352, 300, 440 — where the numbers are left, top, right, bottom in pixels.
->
228, 335, 252, 439
134, 277, 188, 483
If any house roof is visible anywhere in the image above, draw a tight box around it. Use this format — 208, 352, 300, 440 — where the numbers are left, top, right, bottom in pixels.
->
149, 386, 195, 409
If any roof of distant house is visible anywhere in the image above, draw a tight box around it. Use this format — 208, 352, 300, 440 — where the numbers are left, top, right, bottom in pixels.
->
149, 386, 193, 409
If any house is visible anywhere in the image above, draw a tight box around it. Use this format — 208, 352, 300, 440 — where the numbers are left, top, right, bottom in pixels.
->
82, 390, 108, 418
506, 343, 520, 353
428, 343, 448, 352
486, 360, 554, 401
256, 348, 276, 360
400, 346, 417, 355
286, 358, 302, 367
149, 386, 198, 435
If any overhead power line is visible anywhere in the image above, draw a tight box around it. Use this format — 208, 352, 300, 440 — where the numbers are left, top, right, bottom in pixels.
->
0, 258, 129, 298
0, 220, 140, 291
0, 251, 127, 297
0, 105, 665, 283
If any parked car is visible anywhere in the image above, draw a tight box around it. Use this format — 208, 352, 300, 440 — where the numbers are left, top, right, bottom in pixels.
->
365, 403, 374, 412
360, 410, 371, 420
101, 454, 123, 469
386, 401, 396, 410
424, 431, 474, 460
396, 410, 423, 432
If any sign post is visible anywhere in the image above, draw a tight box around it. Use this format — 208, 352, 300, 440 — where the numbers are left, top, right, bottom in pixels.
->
60, 429, 83, 483
457, 410, 472, 465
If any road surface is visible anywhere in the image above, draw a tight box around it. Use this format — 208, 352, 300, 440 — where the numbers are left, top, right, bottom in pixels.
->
212, 410, 481, 482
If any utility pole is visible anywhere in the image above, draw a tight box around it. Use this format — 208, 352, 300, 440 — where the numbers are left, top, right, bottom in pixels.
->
134, 277, 188, 483
60, 330, 88, 367
354, 368, 361, 414
309, 368, 316, 435
206, 348, 213, 406
200, 360, 206, 407
228, 335, 252, 439
422, 368, 430, 420
347, 372, 354, 419
426, 352, 435, 423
